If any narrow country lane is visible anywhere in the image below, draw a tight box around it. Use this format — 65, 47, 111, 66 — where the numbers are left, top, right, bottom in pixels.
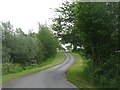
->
3, 53, 79, 89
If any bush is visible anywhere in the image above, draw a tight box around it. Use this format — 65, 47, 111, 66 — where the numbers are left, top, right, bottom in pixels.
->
93, 56, 119, 88
82, 60, 93, 82
2, 63, 23, 74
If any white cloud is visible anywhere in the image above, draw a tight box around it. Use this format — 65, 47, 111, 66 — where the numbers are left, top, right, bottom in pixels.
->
0, 0, 64, 33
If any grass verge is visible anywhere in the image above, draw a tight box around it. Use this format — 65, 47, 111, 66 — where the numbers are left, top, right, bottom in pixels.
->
66, 52, 97, 89
2, 52, 65, 84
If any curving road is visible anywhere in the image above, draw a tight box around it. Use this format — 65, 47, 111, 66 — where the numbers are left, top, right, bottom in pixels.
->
3, 52, 79, 89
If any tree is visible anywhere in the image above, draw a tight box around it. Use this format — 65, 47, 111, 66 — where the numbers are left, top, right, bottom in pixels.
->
1, 21, 14, 63
52, 1, 119, 88
38, 24, 59, 59
1, 22, 39, 65
52, 1, 82, 51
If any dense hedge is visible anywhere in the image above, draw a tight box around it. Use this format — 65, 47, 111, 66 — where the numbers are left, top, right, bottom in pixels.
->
1, 21, 60, 73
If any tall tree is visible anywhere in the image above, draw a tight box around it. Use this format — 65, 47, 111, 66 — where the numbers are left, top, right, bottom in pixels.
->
38, 24, 60, 59
52, 1, 119, 88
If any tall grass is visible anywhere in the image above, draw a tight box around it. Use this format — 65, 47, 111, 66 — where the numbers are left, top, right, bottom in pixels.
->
66, 52, 96, 89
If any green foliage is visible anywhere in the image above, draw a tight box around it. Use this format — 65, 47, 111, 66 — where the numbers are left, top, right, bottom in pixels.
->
1, 21, 60, 73
53, 1, 119, 88
52, 1, 81, 50
73, 3, 118, 64
2, 63, 23, 74
66, 53, 96, 88
12, 35, 39, 64
1, 22, 39, 65
2, 52, 65, 84
38, 24, 60, 59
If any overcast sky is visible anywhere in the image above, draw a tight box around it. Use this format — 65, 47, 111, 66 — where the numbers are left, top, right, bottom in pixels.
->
0, 0, 66, 33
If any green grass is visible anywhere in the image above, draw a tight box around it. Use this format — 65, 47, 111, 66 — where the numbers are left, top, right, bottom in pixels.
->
2, 52, 65, 84
66, 52, 97, 89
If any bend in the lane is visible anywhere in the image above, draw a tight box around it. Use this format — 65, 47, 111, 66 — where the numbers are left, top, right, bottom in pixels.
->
3, 52, 79, 89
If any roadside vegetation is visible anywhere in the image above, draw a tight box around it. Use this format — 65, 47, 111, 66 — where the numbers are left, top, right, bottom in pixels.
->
52, 1, 120, 88
1, 1, 120, 89
1, 21, 64, 83
2, 52, 65, 84
66, 52, 95, 89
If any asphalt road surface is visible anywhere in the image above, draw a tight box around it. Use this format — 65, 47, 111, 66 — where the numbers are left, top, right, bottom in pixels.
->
3, 52, 79, 89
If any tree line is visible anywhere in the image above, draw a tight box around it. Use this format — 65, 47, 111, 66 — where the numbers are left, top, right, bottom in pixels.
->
52, 1, 120, 88
1, 21, 60, 73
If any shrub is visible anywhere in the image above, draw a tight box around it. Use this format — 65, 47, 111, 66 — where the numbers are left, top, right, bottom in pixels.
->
2, 63, 23, 74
